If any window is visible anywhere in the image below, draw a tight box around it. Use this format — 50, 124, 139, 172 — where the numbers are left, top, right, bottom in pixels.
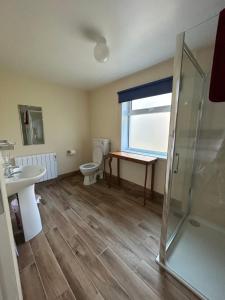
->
119, 77, 172, 158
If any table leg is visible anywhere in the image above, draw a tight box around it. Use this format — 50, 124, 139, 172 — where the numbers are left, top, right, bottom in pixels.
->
144, 163, 148, 206
103, 156, 106, 180
151, 163, 155, 198
117, 158, 120, 186
108, 156, 113, 188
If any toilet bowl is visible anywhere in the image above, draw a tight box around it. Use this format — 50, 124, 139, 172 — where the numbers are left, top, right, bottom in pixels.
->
79, 162, 100, 185
80, 138, 110, 185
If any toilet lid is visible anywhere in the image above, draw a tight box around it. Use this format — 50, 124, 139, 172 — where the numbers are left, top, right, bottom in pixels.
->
93, 146, 102, 164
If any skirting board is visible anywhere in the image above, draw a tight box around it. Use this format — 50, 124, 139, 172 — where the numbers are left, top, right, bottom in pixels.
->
35, 170, 80, 186
57, 170, 81, 180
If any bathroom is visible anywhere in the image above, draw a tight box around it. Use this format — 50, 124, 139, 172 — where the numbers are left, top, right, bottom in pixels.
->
0, 1, 225, 300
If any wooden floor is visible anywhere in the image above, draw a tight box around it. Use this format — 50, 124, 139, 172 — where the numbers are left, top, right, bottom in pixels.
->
17, 175, 199, 300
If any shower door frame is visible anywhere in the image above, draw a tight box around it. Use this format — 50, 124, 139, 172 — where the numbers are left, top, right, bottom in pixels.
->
157, 32, 206, 299
159, 32, 185, 264
158, 32, 205, 264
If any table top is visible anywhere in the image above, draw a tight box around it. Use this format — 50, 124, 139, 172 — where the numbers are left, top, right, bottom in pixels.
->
108, 151, 157, 164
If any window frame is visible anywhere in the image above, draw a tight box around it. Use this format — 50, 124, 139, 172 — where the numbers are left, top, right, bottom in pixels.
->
121, 94, 171, 159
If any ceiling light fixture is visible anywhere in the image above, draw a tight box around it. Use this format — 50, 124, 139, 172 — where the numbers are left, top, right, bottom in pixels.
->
94, 37, 110, 63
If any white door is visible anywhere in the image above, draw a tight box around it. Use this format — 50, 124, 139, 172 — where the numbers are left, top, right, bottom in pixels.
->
0, 155, 22, 300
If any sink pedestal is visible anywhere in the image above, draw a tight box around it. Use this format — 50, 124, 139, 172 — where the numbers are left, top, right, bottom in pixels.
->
18, 184, 42, 241
5, 165, 46, 241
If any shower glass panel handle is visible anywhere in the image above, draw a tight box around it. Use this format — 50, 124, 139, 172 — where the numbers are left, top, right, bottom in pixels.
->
0, 190, 4, 214
173, 153, 179, 174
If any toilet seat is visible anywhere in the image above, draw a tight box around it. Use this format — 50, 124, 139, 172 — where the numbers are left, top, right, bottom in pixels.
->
81, 162, 99, 169
80, 162, 99, 176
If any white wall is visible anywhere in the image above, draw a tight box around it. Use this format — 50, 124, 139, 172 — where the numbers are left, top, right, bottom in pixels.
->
0, 59, 174, 194
191, 46, 225, 227
89, 59, 173, 194
0, 70, 91, 175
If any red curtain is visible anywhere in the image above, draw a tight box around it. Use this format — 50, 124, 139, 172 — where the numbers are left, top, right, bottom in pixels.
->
209, 9, 225, 102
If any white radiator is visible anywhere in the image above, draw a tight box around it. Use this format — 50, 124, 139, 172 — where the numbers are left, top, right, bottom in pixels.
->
15, 152, 58, 182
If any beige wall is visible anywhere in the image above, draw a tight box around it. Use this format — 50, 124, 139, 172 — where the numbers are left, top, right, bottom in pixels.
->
0, 59, 174, 193
89, 59, 173, 194
0, 71, 91, 175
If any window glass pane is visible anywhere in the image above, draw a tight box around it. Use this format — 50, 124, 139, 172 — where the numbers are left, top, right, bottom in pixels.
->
131, 93, 172, 110
129, 112, 170, 152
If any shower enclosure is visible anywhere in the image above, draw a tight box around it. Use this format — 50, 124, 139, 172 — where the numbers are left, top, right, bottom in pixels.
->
158, 12, 225, 300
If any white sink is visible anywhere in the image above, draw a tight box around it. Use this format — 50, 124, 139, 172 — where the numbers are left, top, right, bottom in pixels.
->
5, 165, 46, 241
5, 165, 46, 197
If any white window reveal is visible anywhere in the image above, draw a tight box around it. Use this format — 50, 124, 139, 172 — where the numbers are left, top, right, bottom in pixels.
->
118, 77, 173, 159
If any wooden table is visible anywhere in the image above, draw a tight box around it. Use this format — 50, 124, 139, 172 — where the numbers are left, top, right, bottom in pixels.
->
107, 151, 157, 206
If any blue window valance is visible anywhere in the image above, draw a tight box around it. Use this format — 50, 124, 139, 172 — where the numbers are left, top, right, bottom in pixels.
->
118, 76, 173, 103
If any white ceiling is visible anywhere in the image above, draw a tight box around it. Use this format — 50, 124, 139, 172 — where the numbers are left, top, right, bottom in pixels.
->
0, 0, 224, 90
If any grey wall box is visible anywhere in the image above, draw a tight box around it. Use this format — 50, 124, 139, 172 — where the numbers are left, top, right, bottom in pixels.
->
18, 105, 45, 145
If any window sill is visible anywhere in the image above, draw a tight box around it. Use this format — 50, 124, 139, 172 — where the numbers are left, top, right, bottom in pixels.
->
122, 148, 167, 160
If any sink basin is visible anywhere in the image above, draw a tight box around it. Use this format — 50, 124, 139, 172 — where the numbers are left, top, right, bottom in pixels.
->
5, 165, 46, 197
5, 165, 46, 241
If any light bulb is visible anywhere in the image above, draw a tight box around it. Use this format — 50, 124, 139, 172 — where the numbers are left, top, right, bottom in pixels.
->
94, 41, 109, 63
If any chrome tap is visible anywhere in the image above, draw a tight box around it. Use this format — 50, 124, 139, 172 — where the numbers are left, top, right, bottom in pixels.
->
4, 163, 20, 178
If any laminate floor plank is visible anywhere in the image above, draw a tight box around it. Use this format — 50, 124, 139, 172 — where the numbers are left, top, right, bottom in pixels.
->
43, 199, 76, 243
87, 182, 159, 224
30, 232, 75, 300
100, 248, 160, 300
66, 192, 106, 222
20, 263, 47, 300
17, 174, 199, 300
65, 208, 107, 256
46, 227, 104, 300
77, 182, 161, 244
85, 213, 187, 300
38, 201, 56, 233
41, 185, 71, 212
143, 234, 160, 256
67, 186, 146, 247
69, 235, 130, 300
17, 242, 34, 271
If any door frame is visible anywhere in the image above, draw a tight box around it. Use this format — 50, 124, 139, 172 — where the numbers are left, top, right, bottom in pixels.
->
0, 154, 22, 300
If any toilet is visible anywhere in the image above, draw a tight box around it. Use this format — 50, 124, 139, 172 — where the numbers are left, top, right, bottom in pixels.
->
80, 138, 110, 185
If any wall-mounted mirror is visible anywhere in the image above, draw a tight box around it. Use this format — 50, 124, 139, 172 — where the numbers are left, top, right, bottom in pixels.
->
18, 105, 45, 145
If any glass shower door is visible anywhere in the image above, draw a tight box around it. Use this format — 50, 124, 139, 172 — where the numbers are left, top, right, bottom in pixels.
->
167, 47, 204, 242
158, 12, 225, 299
160, 35, 205, 256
